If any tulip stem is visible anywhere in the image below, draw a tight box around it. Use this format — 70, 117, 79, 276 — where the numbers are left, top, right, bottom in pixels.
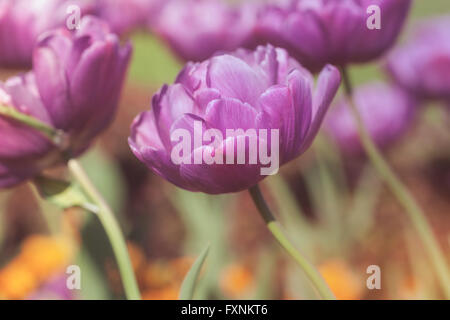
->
0, 104, 64, 145
341, 68, 450, 299
248, 185, 336, 300
67, 159, 141, 300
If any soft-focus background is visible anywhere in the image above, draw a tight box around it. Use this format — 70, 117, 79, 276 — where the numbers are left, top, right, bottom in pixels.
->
0, 0, 449, 300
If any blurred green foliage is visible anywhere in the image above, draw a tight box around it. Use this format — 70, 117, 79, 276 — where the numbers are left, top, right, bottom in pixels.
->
129, 32, 182, 86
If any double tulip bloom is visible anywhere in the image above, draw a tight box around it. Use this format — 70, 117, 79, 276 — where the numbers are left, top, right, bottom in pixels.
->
153, 0, 255, 62
0, 17, 131, 188
0, 0, 96, 68
325, 83, 416, 156
252, 0, 411, 72
129, 45, 341, 194
96, 0, 165, 35
387, 16, 450, 102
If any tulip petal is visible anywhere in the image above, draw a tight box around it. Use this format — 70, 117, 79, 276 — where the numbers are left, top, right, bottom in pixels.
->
180, 136, 264, 194
139, 146, 197, 192
204, 98, 257, 134
153, 84, 197, 150
129, 111, 165, 162
207, 55, 267, 105
257, 69, 313, 163
0, 163, 27, 188
170, 113, 208, 151
33, 40, 71, 129
300, 64, 341, 153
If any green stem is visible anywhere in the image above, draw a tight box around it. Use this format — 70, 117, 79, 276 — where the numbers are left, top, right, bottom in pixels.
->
248, 185, 336, 300
341, 68, 450, 299
68, 159, 141, 300
0, 104, 64, 145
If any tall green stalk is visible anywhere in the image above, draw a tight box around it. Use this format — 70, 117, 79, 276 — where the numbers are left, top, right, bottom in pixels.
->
249, 185, 336, 300
68, 159, 141, 300
341, 68, 450, 299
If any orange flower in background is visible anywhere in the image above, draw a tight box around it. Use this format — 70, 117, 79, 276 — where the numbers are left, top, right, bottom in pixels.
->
127, 242, 146, 274
170, 257, 195, 280
142, 286, 179, 300
127, 244, 195, 300
108, 242, 194, 299
318, 259, 363, 300
398, 275, 427, 300
142, 262, 176, 290
220, 264, 254, 299
0, 234, 76, 300
20, 235, 73, 281
0, 260, 37, 300
141, 256, 194, 291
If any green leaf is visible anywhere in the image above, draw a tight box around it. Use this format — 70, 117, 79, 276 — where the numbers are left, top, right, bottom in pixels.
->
179, 244, 210, 300
33, 176, 98, 212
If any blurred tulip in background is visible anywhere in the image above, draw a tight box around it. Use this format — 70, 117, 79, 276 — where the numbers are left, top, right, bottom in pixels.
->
252, 0, 411, 72
325, 82, 417, 156
387, 16, 450, 102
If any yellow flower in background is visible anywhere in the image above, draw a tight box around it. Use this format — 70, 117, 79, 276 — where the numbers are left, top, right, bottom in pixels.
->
220, 264, 254, 299
318, 259, 363, 300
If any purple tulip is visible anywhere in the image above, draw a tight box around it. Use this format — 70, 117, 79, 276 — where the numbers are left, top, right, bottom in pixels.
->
0, 73, 61, 188
33, 16, 132, 155
325, 82, 416, 156
387, 16, 450, 102
0, 0, 96, 69
153, 0, 255, 62
252, 0, 411, 72
97, 0, 165, 35
129, 45, 341, 194
0, 17, 131, 188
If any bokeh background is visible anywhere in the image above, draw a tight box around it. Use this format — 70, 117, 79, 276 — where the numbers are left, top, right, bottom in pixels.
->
0, 0, 449, 300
